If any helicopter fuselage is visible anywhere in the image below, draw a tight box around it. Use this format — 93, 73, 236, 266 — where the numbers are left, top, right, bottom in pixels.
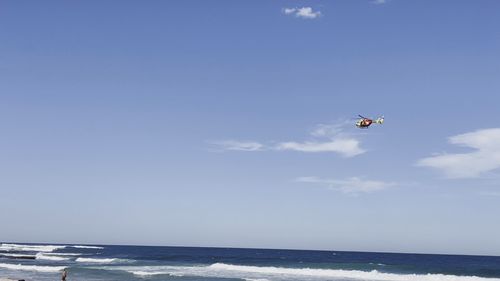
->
356, 118, 373, 128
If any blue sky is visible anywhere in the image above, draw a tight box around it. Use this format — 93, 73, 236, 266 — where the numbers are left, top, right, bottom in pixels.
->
1, 0, 500, 256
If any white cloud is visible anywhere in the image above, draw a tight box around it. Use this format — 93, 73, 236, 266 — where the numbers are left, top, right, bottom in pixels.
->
371, 0, 387, 4
276, 139, 364, 157
209, 140, 264, 152
211, 120, 365, 157
296, 176, 395, 194
417, 128, 500, 178
296, 7, 321, 19
275, 121, 364, 157
282, 7, 321, 19
311, 123, 346, 138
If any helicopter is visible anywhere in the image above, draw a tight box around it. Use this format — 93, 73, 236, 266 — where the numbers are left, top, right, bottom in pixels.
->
355, 115, 384, 128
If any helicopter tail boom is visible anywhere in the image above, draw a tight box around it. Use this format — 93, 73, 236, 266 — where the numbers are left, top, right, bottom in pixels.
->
374, 116, 384, 124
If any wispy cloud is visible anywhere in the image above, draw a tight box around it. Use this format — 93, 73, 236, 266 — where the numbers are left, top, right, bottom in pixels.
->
210, 121, 365, 157
282, 7, 321, 19
276, 122, 364, 157
311, 123, 346, 138
417, 128, 500, 178
296, 176, 396, 194
283, 8, 297, 15
208, 140, 264, 152
276, 139, 364, 157
371, 0, 388, 4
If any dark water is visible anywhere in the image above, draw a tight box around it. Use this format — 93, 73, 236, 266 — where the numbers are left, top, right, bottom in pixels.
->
1, 243, 500, 281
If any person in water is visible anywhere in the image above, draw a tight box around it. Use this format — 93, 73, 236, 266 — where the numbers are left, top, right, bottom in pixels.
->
61, 268, 67, 281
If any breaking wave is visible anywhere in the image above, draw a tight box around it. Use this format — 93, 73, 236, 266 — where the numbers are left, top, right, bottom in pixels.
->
0, 243, 102, 253
36, 253, 70, 261
76, 257, 128, 263
0, 263, 65, 272
44, 252, 82, 256
71, 245, 104, 249
116, 263, 500, 281
207, 263, 500, 281
0, 243, 66, 252
130, 270, 182, 277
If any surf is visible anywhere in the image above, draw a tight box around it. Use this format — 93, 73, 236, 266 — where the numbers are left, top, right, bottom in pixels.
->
0, 243, 66, 252
113, 263, 500, 281
0, 263, 65, 273
35, 253, 70, 261
76, 257, 129, 264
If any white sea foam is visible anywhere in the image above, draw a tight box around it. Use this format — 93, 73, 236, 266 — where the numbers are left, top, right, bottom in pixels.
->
44, 253, 82, 256
0, 263, 65, 272
208, 263, 500, 281
130, 270, 157, 276
130, 270, 176, 276
113, 263, 500, 281
370, 262, 387, 266
36, 253, 70, 261
71, 245, 104, 249
0, 243, 66, 252
76, 257, 127, 263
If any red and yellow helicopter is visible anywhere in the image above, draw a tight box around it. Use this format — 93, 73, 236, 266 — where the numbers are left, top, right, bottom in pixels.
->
355, 115, 384, 128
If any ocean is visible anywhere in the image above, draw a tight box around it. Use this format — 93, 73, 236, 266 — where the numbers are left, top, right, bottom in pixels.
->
1, 243, 500, 281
